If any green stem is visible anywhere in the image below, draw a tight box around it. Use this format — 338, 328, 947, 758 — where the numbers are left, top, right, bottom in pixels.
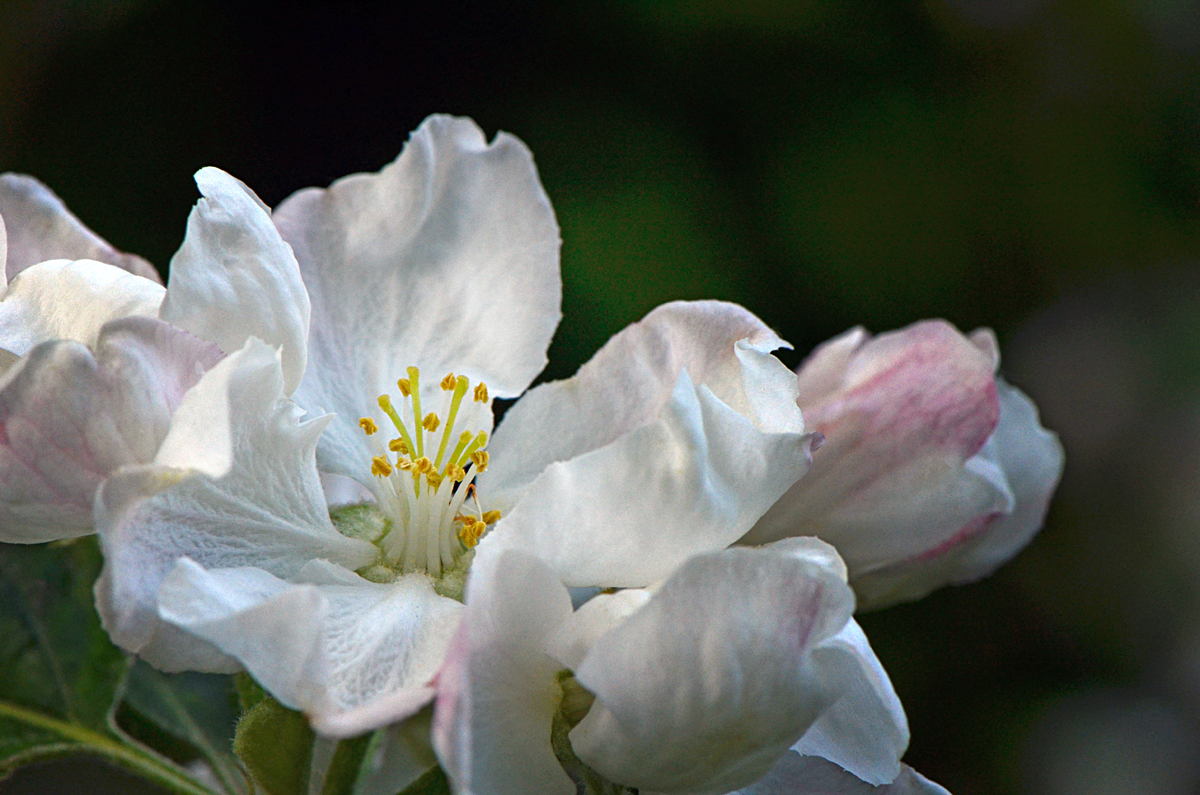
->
0, 700, 217, 795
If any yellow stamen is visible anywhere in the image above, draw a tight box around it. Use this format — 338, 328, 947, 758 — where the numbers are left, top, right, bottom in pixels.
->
408, 367, 423, 455
435, 376, 470, 467
354, 364, 499, 574
378, 395, 417, 460
446, 431, 473, 471
456, 431, 488, 469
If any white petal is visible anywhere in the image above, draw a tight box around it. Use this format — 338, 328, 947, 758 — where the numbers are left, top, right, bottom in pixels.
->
0, 259, 164, 356
275, 115, 561, 486
547, 588, 652, 672
481, 301, 814, 587
95, 340, 376, 670
160, 167, 311, 395
850, 379, 1064, 607
570, 539, 855, 795
744, 320, 1013, 601
791, 620, 908, 785
432, 548, 575, 795
0, 317, 222, 542
729, 753, 951, 795
488, 301, 802, 497
0, 213, 7, 284
158, 559, 458, 735
952, 378, 1063, 578
0, 173, 160, 285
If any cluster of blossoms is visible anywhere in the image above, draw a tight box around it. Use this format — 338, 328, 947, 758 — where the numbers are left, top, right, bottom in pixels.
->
0, 115, 1062, 794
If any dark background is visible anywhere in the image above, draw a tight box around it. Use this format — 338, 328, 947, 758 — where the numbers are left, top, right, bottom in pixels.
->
4, 1, 1200, 793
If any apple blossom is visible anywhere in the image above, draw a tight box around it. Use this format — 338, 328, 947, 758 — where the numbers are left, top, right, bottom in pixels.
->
0, 112, 1031, 795
431, 538, 949, 795
0, 116, 815, 741
743, 321, 1064, 610
0, 167, 304, 542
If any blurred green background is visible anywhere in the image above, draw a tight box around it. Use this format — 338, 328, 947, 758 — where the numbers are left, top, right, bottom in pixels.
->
4, 1, 1200, 793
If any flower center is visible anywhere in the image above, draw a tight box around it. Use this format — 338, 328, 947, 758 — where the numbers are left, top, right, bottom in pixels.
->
358, 366, 501, 577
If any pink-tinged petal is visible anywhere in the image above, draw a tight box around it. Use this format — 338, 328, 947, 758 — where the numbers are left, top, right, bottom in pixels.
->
95, 340, 376, 671
0, 259, 165, 356
275, 114, 561, 489
570, 538, 855, 795
791, 620, 908, 785
0, 173, 160, 285
481, 301, 815, 588
160, 168, 311, 395
0, 316, 222, 542
744, 320, 1012, 602
157, 559, 457, 735
729, 753, 951, 795
793, 327, 869, 408
432, 548, 575, 795
851, 378, 1063, 608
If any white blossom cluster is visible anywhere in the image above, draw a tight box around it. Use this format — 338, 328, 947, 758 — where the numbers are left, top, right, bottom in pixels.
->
0, 115, 1062, 794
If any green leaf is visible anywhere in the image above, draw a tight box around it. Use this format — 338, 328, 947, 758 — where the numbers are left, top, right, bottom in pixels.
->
319, 733, 373, 795
235, 672, 269, 713
123, 661, 246, 794
0, 538, 217, 795
396, 765, 451, 795
234, 694, 314, 795
0, 539, 126, 729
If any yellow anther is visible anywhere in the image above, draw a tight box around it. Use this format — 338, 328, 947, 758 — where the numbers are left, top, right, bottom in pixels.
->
371, 456, 394, 477
397, 457, 414, 471
426, 470, 444, 490
397, 378, 412, 397
459, 520, 487, 548
446, 464, 466, 482
473, 382, 489, 403
481, 510, 501, 525
423, 413, 440, 433
470, 450, 489, 473
441, 373, 458, 391
388, 437, 409, 455
413, 456, 433, 474
359, 417, 379, 435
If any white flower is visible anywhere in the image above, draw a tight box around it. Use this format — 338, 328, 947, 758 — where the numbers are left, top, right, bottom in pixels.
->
0, 171, 273, 542
0, 116, 817, 738
412, 302, 949, 793
745, 320, 1065, 609
430, 539, 947, 795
